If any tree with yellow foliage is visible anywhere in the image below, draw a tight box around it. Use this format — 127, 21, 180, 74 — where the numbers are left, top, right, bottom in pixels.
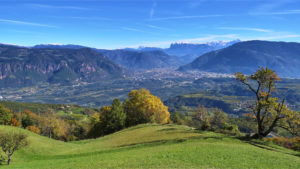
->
235, 67, 296, 139
279, 110, 300, 136
124, 88, 170, 127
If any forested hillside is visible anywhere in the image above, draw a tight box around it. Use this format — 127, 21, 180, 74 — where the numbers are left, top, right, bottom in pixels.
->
180, 41, 300, 78
0, 45, 124, 87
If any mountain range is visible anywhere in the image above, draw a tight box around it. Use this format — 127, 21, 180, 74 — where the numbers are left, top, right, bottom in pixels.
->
98, 49, 181, 70
179, 40, 300, 78
1, 40, 300, 89
127, 40, 241, 64
0, 45, 124, 87
26, 40, 240, 67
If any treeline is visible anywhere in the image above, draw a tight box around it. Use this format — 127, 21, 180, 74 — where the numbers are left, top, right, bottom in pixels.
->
0, 106, 88, 141
0, 101, 97, 116
0, 88, 171, 141
171, 106, 241, 136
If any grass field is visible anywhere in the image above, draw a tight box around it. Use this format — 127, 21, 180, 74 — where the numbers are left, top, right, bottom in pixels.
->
0, 124, 299, 169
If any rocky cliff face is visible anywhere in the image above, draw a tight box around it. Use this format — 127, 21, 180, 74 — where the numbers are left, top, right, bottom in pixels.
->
0, 45, 124, 87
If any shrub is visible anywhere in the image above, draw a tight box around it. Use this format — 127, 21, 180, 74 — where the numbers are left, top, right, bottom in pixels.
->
264, 137, 300, 151
222, 123, 241, 136
26, 126, 41, 134
10, 118, 21, 127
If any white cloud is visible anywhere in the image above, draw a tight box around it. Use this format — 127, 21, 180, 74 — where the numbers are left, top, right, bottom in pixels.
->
68, 16, 111, 21
187, 0, 205, 9
127, 34, 238, 48
150, 2, 157, 19
147, 24, 172, 31
250, 0, 294, 15
0, 18, 57, 28
242, 34, 300, 41
258, 9, 300, 15
122, 27, 156, 34
218, 27, 272, 32
151, 15, 226, 21
28, 4, 89, 10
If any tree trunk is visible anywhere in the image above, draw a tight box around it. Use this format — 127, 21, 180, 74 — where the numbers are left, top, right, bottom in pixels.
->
7, 155, 11, 165
252, 133, 264, 139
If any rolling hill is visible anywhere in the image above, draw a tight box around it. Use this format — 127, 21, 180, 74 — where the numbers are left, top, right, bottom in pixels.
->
0, 45, 124, 87
179, 40, 300, 78
0, 124, 299, 169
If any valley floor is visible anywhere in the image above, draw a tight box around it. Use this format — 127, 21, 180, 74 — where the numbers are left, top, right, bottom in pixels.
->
0, 124, 299, 169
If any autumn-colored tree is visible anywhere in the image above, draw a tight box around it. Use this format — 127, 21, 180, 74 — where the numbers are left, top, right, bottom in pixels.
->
0, 105, 11, 125
53, 119, 72, 141
21, 110, 40, 128
10, 118, 21, 127
26, 126, 41, 134
279, 110, 300, 136
39, 114, 72, 141
235, 67, 294, 139
0, 132, 28, 165
39, 115, 56, 138
124, 89, 170, 127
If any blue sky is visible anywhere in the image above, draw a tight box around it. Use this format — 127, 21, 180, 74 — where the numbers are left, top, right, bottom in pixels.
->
1, 0, 300, 49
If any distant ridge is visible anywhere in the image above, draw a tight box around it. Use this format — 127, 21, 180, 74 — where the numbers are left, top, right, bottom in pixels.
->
132, 40, 241, 64
33, 44, 86, 49
179, 40, 300, 78
1, 40, 240, 67
99, 49, 181, 70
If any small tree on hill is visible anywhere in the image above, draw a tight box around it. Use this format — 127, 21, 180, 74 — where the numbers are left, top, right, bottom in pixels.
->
235, 67, 295, 139
210, 109, 228, 130
0, 132, 29, 165
170, 112, 185, 125
0, 105, 11, 125
193, 105, 210, 129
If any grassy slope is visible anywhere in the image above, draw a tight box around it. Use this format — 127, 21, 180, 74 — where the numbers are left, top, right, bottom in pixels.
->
0, 124, 299, 169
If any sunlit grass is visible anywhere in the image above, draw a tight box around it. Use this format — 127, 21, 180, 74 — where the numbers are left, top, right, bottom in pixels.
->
0, 124, 299, 169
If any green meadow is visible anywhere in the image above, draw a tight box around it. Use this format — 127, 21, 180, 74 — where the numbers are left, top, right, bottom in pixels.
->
0, 124, 299, 169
